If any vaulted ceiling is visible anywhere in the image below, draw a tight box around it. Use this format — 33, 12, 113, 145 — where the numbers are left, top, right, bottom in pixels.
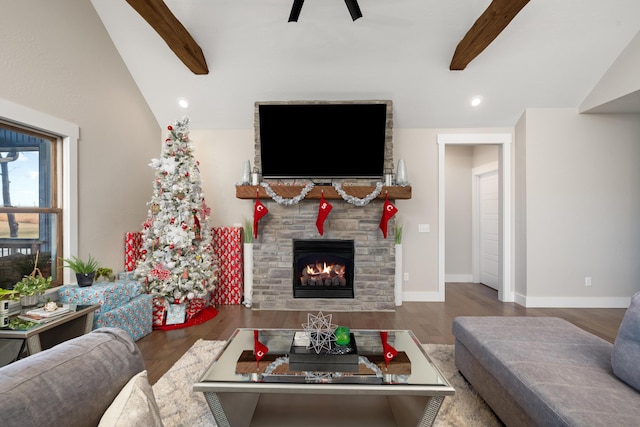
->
91, 0, 640, 129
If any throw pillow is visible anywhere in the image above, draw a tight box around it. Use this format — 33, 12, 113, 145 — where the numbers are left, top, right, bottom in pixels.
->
611, 291, 640, 391
98, 370, 163, 427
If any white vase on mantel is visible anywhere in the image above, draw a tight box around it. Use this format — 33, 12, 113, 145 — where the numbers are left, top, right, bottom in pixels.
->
394, 243, 403, 306
396, 159, 409, 185
243, 243, 253, 308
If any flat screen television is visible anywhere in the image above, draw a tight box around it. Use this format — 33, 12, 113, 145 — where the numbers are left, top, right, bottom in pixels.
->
256, 101, 389, 180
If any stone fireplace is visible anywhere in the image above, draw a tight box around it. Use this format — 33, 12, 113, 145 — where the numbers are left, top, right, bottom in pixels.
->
251, 199, 397, 311
243, 99, 406, 311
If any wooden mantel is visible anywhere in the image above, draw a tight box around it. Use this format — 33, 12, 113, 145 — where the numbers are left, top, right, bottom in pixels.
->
236, 185, 411, 200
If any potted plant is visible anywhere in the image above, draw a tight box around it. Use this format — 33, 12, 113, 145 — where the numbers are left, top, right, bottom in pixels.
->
95, 267, 114, 282
13, 274, 52, 307
61, 255, 100, 287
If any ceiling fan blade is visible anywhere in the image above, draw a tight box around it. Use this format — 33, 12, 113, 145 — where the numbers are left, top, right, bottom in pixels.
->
126, 0, 208, 75
288, 0, 305, 22
344, 0, 363, 21
450, 0, 529, 71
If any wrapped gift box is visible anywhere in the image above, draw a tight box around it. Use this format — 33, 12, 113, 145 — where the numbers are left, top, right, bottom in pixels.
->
166, 303, 186, 325
211, 226, 243, 305
186, 297, 208, 320
152, 296, 167, 326
58, 280, 143, 316
125, 232, 143, 272
117, 271, 137, 281
94, 294, 153, 341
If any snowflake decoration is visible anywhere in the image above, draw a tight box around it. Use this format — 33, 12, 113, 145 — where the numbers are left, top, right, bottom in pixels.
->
302, 312, 337, 354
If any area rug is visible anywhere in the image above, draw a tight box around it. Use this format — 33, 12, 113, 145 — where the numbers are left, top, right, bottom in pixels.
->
152, 340, 502, 427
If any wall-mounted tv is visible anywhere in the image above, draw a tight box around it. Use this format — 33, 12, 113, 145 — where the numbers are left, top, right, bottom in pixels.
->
256, 101, 390, 180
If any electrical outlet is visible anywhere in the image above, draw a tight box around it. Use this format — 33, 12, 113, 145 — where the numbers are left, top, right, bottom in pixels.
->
585, 277, 592, 287
403, 272, 409, 281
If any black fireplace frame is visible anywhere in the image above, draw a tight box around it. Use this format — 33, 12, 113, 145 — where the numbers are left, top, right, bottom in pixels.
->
292, 239, 355, 299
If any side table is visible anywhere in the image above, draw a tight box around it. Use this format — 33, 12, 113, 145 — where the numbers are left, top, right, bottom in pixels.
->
0, 304, 100, 362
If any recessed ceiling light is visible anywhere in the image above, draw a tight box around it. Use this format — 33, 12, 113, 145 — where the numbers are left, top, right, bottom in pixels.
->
470, 96, 482, 107
177, 97, 189, 109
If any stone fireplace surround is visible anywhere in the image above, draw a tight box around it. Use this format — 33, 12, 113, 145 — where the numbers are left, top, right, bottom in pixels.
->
249, 99, 398, 311
251, 199, 397, 311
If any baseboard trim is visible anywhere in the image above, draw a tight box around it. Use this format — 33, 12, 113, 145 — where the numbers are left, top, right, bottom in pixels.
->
402, 291, 444, 302
520, 295, 631, 308
445, 274, 473, 283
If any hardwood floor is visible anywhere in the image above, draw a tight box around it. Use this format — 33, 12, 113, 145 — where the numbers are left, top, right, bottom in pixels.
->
137, 283, 627, 385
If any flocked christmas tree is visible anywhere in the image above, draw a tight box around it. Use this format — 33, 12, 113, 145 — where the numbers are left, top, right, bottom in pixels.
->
136, 118, 217, 303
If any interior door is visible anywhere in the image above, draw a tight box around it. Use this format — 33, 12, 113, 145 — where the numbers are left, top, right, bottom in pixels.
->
479, 170, 499, 290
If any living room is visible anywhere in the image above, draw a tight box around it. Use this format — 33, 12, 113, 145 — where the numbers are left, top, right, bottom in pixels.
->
2, 1, 640, 426
3, 1, 640, 310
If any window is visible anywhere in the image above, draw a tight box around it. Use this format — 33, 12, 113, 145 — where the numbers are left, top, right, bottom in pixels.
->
0, 122, 61, 288
0, 97, 79, 292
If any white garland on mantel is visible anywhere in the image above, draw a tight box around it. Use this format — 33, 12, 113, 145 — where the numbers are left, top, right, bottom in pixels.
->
333, 182, 384, 206
258, 181, 385, 206
260, 182, 315, 205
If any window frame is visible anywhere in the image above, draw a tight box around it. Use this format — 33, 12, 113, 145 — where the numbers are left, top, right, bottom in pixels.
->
0, 123, 61, 284
0, 98, 79, 293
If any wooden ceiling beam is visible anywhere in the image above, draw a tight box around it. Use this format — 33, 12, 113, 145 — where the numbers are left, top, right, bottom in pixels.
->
126, 0, 208, 75
450, 0, 530, 71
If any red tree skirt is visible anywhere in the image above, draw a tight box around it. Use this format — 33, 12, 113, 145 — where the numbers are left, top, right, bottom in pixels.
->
153, 306, 218, 331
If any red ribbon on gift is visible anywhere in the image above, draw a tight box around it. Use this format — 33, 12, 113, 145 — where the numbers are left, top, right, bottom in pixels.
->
380, 331, 398, 367
254, 330, 269, 366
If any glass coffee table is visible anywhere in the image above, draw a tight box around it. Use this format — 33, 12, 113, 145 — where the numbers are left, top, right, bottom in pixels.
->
193, 328, 454, 427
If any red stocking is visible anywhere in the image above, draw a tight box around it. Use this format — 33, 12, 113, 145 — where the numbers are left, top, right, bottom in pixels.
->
253, 196, 268, 239
316, 192, 333, 236
379, 194, 398, 238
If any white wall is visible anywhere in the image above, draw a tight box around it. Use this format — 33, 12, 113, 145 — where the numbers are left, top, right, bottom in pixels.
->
519, 108, 640, 307
0, 0, 160, 273
580, 29, 640, 112
190, 129, 255, 227
445, 145, 473, 280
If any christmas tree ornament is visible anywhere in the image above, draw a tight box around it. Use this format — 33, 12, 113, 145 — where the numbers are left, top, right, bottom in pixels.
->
379, 193, 398, 239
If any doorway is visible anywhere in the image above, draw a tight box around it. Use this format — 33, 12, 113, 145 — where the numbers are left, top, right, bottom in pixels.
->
437, 133, 513, 302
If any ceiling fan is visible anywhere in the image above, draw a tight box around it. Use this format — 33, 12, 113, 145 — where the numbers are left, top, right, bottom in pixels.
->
288, 0, 363, 22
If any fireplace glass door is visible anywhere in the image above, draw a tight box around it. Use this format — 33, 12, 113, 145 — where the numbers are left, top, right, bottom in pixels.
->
293, 239, 354, 298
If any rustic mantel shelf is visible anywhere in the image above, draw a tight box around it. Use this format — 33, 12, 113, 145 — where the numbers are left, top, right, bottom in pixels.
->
236, 185, 412, 200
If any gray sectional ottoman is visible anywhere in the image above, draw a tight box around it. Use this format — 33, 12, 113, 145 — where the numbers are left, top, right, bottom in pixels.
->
452, 306, 640, 426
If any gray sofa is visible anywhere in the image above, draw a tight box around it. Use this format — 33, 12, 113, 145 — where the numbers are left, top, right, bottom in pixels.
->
0, 327, 150, 427
452, 292, 640, 427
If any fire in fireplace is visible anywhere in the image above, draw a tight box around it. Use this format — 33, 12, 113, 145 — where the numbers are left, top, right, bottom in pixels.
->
293, 239, 355, 298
